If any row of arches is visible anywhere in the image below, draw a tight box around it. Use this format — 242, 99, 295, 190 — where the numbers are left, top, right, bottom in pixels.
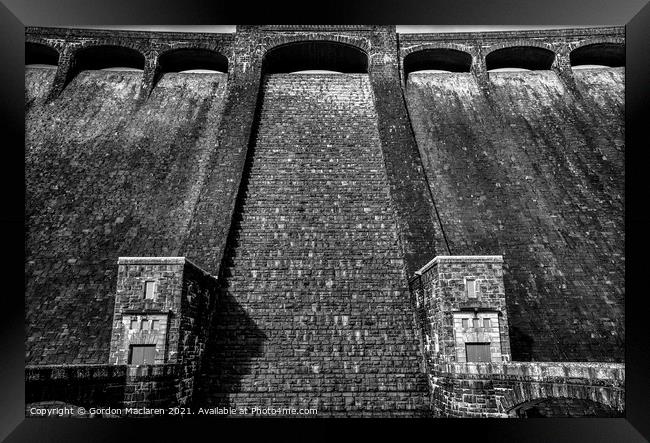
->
26, 43, 230, 73
26, 41, 625, 78
25, 41, 369, 75
403, 43, 625, 77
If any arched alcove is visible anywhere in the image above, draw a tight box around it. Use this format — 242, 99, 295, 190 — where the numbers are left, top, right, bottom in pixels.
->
73, 45, 145, 72
570, 43, 625, 68
25, 42, 59, 67
291, 70, 344, 74
403, 48, 472, 79
262, 41, 368, 74
486, 46, 555, 71
508, 397, 622, 418
158, 48, 228, 74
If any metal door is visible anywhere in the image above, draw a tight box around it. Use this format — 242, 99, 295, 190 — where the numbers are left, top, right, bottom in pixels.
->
129, 345, 156, 364
466, 343, 491, 362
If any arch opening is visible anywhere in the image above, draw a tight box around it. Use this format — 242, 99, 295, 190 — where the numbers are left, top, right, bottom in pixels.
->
486, 46, 555, 71
158, 48, 228, 74
507, 397, 622, 418
262, 41, 368, 74
73, 45, 145, 73
489, 67, 532, 72
25, 42, 59, 67
572, 64, 614, 70
290, 70, 344, 74
404, 48, 472, 79
570, 43, 625, 68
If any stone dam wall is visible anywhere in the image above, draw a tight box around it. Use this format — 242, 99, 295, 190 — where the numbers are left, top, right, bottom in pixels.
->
194, 74, 429, 416
24, 25, 625, 416
25, 68, 229, 364
405, 67, 624, 362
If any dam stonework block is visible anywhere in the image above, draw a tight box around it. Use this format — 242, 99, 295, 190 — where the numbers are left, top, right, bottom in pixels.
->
25, 25, 624, 417
405, 66, 624, 362
109, 258, 217, 370
410, 256, 511, 366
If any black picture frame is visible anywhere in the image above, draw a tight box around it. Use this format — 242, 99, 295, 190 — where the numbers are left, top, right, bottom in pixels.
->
3, 0, 649, 440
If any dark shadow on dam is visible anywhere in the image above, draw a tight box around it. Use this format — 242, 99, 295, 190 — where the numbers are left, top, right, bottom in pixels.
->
508, 325, 535, 361
192, 291, 266, 408
192, 72, 267, 409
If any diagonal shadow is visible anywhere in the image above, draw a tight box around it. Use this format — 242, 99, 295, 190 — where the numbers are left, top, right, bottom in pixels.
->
192, 289, 266, 409
191, 75, 267, 409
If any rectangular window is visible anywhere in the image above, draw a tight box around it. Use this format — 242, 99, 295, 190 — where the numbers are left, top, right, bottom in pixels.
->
151, 320, 159, 330
130, 318, 139, 330
466, 343, 491, 362
141, 319, 149, 330
129, 345, 156, 365
144, 281, 156, 300
484, 318, 491, 328
462, 319, 469, 328
472, 318, 480, 328
466, 279, 476, 298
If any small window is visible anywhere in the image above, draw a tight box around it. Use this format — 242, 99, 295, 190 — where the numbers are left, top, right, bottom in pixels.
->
144, 281, 156, 300
151, 320, 159, 330
141, 319, 149, 330
484, 318, 491, 328
130, 318, 139, 330
466, 279, 476, 298
462, 319, 469, 328
472, 318, 480, 328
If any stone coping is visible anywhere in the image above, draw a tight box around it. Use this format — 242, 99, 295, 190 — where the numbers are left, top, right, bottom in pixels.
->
433, 361, 625, 380
25, 26, 235, 42
120, 309, 172, 315
399, 26, 623, 42
26, 26, 623, 42
238, 25, 386, 32
26, 363, 182, 380
126, 363, 181, 378
118, 257, 187, 265
26, 364, 126, 381
415, 255, 504, 276
117, 256, 216, 280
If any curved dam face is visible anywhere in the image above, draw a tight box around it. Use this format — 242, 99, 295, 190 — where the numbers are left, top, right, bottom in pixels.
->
25, 68, 229, 364
405, 67, 624, 362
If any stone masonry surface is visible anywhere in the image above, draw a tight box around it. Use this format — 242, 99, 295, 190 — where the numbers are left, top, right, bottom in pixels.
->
194, 74, 430, 416
405, 68, 624, 362
25, 68, 228, 364
409, 256, 623, 417
25, 25, 625, 417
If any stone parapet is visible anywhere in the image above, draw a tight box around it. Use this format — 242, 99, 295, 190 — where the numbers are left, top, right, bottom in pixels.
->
430, 361, 625, 417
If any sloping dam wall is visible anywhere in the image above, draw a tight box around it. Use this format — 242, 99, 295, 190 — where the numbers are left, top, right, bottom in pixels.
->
25, 68, 229, 364
405, 68, 624, 362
